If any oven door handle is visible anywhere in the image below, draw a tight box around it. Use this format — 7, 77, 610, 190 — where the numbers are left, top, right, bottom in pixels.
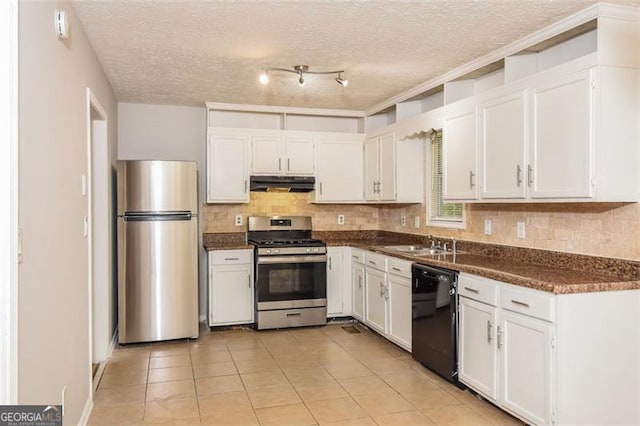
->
257, 255, 328, 264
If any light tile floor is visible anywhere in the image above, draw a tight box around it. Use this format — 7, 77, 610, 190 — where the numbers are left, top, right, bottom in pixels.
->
89, 323, 524, 425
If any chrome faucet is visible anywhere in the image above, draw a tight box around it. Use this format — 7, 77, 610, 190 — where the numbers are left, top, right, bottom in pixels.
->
451, 238, 457, 255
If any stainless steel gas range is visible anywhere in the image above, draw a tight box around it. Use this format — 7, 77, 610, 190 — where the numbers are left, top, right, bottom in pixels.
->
247, 216, 327, 330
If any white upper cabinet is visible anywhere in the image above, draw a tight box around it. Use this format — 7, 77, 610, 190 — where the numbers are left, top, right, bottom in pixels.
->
206, 132, 249, 203
529, 68, 593, 199
314, 137, 364, 203
251, 135, 283, 175
480, 90, 527, 199
251, 134, 315, 176
364, 133, 396, 201
284, 136, 315, 175
443, 102, 478, 200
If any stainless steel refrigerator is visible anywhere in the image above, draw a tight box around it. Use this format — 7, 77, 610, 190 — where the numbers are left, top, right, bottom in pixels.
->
117, 160, 199, 344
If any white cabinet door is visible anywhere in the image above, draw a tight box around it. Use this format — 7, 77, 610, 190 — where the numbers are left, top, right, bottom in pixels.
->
316, 139, 364, 202
365, 267, 387, 335
443, 105, 478, 200
251, 136, 282, 175
326, 247, 345, 317
500, 311, 553, 426
387, 274, 411, 351
285, 137, 314, 175
207, 133, 249, 203
364, 137, 379, 200
209, 264, 253, 326
352, 262, 365, 322
378, 133, 396, 201
458, 296, 498, 401
530, 68, 594, 199
480, 91, 527, 199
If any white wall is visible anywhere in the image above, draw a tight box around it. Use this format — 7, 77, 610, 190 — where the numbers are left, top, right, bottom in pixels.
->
18, 1, 118, 422
118, 102, 208, 317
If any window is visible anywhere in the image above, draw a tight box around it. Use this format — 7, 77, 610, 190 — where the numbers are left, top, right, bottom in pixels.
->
427, 129, 465, 228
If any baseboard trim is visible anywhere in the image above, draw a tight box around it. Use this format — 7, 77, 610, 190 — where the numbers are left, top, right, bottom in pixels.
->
78, 397, 94, 426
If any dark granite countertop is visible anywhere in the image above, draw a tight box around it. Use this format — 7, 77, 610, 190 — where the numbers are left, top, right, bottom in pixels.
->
203, 230, 640, 294
316, 231, 640, 295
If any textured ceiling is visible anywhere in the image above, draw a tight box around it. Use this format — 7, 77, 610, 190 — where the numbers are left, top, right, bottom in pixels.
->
72, 0, 638, 110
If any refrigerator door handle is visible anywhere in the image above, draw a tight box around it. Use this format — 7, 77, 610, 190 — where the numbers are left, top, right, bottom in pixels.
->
124, 211, 192, 222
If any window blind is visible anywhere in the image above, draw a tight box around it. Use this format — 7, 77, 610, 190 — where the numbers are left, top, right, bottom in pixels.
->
430, 129, 463, 222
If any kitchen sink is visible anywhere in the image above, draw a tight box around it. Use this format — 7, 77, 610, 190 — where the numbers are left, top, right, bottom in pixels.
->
382, 245, 450, 256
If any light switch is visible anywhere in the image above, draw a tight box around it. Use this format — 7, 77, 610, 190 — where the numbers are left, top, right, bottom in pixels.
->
484, 219, 492, 235
517, 221, 526, 239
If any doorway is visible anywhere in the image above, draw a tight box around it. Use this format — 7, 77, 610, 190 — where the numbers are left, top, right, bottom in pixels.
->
86, 90, 111, 389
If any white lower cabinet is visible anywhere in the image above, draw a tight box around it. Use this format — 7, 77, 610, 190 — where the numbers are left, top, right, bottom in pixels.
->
386, 270, 412, 351
458, 296, 498, 401
208, 249, 253, 326
326, 247, 351, 317
364, 266, 387, 335
500, 310, 553, 425
459, 272, 640, 426
351, 249, 365, 322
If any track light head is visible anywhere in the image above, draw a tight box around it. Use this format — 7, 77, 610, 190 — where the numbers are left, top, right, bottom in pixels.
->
298, 75, 305, 87
259, 71, 269, 85
335, 73, 348, 87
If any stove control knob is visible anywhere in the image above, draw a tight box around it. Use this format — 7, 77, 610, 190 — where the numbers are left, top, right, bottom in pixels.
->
265, 249, 271, 254
313, 247, 319, 253
273, 249, 279, 254
306, 248, 311, 253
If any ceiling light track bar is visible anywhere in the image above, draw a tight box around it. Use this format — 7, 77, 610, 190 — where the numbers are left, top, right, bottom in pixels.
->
259, 65, 348, 87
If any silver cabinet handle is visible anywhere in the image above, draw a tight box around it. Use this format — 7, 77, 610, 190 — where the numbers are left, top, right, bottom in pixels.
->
469, 171, 476, 189
516, 164, 522, 187
278, 158, 282, 171
352, 255, 359, 260
286, 312, 301, 317
497, 325, 502, 349
510, 299, 530, 308
287, 158, 290, 171
248, 273, 251, 288
358, 276, 362, 288
379, 282, 384, 296
527, 164, 533, 187
244, 179, 248, 193
372, 181, 377, 194
368, 260, 377, 265
224, 257, 239, 261
487, 320, 493, 343
391, 267, 401, 272
319, 182, 323, 195
463, 286, 479, 293
328, 257, 332, 270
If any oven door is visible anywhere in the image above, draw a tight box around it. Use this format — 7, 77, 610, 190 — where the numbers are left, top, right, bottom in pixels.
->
256, 254, 327, 310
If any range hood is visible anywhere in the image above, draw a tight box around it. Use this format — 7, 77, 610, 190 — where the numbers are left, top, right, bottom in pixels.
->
250, 175, 315, 193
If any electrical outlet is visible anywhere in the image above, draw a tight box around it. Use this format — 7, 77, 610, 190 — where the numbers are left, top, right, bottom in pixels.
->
414, 216, 420, 228
517, 221, 526, 239
337, 214, 345, 225
400, 216, 406, 227
484, 219, 492, 235
234, 214, 243, 227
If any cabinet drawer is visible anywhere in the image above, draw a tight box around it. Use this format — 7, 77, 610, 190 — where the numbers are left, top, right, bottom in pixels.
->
387, 258, 412, 278
458, 273, 499, 306
501, 284, 555, 322
365, 252, 387, 271
351, 248, 365, 264
209, 249, 253, 265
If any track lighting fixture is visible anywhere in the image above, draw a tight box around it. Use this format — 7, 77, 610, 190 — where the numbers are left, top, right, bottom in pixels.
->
258, 65, 348, 88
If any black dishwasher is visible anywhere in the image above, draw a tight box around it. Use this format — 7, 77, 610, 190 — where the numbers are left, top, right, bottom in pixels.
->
411, 263, 460, 384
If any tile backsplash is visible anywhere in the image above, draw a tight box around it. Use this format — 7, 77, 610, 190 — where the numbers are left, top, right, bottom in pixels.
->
202, 192, 379, 232
202, 194, 640, 261
378, 202, 640, 261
